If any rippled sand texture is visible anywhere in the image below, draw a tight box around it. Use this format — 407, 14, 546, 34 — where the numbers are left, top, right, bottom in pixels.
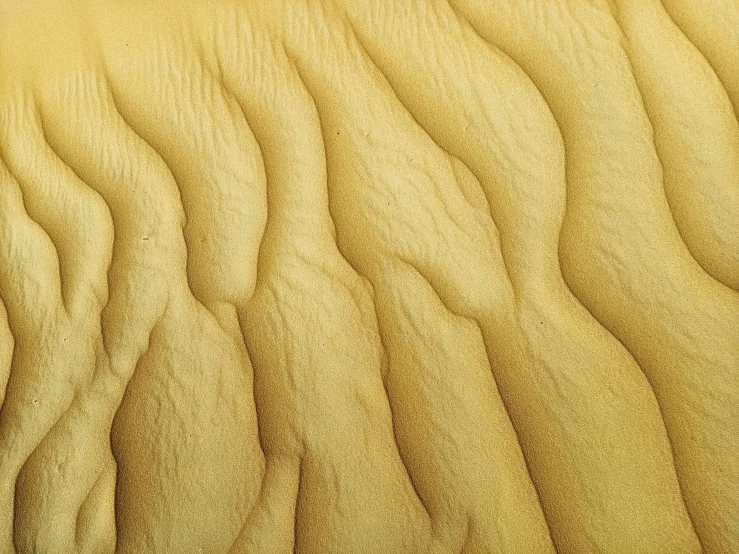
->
0, 0, 737, 553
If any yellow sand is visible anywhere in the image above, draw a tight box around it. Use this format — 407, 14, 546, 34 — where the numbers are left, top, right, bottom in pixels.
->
0, 1, 737, 552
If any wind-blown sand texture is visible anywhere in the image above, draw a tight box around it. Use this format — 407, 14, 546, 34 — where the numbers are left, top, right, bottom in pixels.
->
0, 1, 737, 552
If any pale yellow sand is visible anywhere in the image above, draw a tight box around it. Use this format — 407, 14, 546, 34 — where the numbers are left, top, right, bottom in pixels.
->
0, 1, 737, 553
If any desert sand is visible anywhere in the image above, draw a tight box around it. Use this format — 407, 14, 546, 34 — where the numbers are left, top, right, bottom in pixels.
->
0, 0, 737, 552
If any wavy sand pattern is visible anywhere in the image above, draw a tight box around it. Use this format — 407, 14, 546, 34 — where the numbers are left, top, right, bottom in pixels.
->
0, 1, 737, 552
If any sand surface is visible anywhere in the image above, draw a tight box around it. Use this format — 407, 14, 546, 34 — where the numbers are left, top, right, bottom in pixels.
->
0, 1, 737, 552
